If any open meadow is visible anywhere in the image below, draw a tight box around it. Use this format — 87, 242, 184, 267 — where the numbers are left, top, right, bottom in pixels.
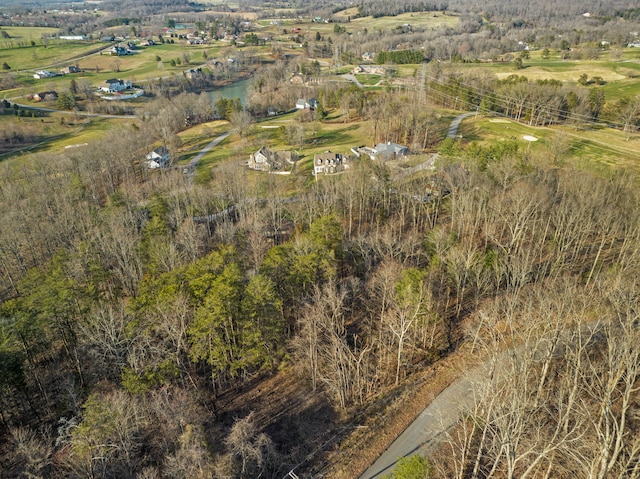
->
458, 116, 640, 174
263, 10, 458, 37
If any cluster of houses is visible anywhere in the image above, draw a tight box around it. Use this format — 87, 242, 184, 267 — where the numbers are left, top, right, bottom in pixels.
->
102, 36, 156, 47
108, 43, 137, 56
142, 138, 408, 175
31, 65, 83, 102
243, 141, 408, 178
187, 37, 208, 45
34, 65, 81, 79
245, 146, 345, 176
32, 71, 137, 100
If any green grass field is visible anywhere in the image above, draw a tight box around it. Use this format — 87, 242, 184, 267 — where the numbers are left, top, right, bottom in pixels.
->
355, 74, 381, 85
0, 111, 128, 158
0, 42, 104, 72
260, 10, 458, 38
459, 116, 640, 173
0, 26, 59, 43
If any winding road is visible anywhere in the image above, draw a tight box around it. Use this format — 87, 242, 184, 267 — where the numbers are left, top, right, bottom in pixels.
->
359, 375, 475, 479
187, 131, 231, 168
359, 111, 476, 479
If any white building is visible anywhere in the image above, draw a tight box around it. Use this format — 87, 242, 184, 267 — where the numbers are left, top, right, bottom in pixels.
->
33, 70, 56, 79
145, 146, 171, 169
100, 78, 132, 93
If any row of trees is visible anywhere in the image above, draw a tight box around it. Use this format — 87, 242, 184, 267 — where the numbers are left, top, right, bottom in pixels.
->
376, 49, 425, 65
424, 68, 630, 128
439, 276, 640, 478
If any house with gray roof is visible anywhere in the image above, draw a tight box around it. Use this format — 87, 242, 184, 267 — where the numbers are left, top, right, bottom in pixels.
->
314, 151, 346, 176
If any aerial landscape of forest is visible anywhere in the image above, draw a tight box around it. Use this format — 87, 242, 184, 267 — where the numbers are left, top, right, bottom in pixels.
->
1, 0, 640, 477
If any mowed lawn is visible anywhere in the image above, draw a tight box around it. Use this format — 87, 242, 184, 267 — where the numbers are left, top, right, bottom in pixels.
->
178, 110, 373, 176
0, 41, 104, 72
0, 112, 127, 158
460, 116, 640, 173
0, 26, 59, 44
261, 10, 458, 37
452, 59, 632, 83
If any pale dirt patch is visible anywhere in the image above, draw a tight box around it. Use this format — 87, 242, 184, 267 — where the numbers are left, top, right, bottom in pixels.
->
489, 119, 511, 123
523, 135, 538, 141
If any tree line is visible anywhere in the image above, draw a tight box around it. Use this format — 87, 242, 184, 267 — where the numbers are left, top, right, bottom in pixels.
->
424, 68, 635, 129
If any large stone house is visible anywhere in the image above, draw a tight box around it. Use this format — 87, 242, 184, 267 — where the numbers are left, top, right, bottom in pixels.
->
314, 151, 346, 176
249, 146, 296, 172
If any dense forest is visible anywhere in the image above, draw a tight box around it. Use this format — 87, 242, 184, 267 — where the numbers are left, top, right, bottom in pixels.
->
1, 0, 640, 477
1, 87, 639, 477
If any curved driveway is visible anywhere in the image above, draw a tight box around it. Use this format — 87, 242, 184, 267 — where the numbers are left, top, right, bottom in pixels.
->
341, 73, 365, 89
185, 131, 231, 171
447, 112, 474, 139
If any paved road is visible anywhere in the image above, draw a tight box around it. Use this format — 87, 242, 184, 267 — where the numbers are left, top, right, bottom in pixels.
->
447, 112, 475, 139
358, 316, 604, 479
360, 112, 479, 479
341, 74, 365, 89
182, 131, 232, 181
188, 131, 231, 168
358, 374, 474, 479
